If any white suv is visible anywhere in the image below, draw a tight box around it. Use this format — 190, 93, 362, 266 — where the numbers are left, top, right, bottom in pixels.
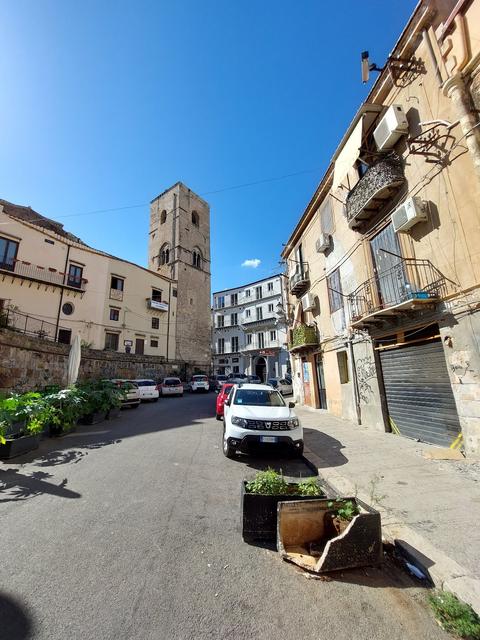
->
222, 384, 304, 458
190, 375, 210, 393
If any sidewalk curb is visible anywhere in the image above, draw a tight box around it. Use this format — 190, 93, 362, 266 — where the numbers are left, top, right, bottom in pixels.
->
304, 445, 480, 614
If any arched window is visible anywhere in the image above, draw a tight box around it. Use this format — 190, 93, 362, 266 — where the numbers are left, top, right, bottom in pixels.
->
192, 248, 202, 269
159, 244, 170, 266
192, 210, 199, 227
160, 210, 167, 224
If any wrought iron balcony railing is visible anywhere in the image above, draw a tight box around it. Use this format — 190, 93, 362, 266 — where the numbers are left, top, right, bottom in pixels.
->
289, 265, 310, 296
347, 258, 448, 325
346, 154, 406, 228
0, 307, 69, 342
0, 259, 87, 291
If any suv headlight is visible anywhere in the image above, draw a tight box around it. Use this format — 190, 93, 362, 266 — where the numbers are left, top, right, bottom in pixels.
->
231, 416, 247, 428
287, 418, 299, 429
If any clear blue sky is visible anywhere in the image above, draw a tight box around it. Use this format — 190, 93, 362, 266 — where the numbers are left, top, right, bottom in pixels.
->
0, 0, 416, 292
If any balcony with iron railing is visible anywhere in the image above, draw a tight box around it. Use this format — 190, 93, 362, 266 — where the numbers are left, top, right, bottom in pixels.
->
347, 258, 449, 327
346, 154, 406, 229
0, 307, 69, 342
0, 258, 87, 291
288, 324, 318, 352
289, 264, 310, 296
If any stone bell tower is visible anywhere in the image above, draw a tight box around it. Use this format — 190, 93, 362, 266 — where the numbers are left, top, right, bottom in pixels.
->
149, 182, 211, 368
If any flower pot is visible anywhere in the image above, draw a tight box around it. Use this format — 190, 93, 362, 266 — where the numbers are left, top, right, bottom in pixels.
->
0, 434, 41, 459
79, 410, 108, 425
277, 498, 382, 573
107, 407, 121, 420
241, 480, 333, 543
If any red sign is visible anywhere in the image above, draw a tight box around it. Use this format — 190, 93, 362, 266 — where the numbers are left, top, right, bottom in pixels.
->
259, 350, 275, 356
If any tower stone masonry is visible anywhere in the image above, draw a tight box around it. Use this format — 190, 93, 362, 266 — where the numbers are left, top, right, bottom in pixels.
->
149, 182, 211, 368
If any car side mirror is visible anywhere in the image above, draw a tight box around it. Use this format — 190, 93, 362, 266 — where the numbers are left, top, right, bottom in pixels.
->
288, 402, 295, 408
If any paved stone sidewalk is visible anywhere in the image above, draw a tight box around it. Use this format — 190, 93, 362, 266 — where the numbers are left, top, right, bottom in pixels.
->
299, 406, 480, 612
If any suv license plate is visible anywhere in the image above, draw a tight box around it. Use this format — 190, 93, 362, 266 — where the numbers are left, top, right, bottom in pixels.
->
260, 436, 278, 444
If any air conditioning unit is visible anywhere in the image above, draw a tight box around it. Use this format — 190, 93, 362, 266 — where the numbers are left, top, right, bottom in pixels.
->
391, 197, 427, 232
316, 233, 331, 253
301, 293, 315, 311
373, 105, 409, 151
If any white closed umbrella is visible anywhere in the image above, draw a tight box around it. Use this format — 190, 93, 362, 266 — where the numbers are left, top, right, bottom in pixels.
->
67, 333, 82, 386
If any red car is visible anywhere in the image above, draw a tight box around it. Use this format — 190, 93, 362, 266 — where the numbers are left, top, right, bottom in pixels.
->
216, 383, 234, 420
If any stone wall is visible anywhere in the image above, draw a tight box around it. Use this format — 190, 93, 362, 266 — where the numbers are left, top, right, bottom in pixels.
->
0, 329, 209, 393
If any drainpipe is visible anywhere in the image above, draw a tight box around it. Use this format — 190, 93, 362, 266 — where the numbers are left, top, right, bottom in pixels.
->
442, 14, 480, 182
347, 333, 362, 426
55, 244, 70, 341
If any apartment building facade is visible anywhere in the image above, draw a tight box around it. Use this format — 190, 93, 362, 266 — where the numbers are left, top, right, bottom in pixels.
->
212, 275, 290, 381
0, 181, 211, 370
282, 0, 480, 455
0, 199, 177, 358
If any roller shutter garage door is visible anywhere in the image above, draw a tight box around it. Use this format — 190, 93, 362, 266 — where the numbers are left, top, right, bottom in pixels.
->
379, 340, 461, 447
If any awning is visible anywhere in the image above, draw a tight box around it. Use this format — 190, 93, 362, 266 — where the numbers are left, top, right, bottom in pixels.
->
331, 104, 384, 192
292, 302, 302, 328
332, 118, 363, 191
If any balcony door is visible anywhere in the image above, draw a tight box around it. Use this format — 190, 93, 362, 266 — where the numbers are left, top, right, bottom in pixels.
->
370, 223, 406, 309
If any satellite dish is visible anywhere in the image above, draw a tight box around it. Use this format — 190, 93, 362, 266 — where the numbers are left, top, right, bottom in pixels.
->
361, 51, 370, 83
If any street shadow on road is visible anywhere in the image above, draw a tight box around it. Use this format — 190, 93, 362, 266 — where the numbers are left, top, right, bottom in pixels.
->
230, 450, 315, 478
0, 469, 81, 503
303, 429, 349, 468
321, 554, 433, 591
0, 592, 34, 640
1, 394, 217, 471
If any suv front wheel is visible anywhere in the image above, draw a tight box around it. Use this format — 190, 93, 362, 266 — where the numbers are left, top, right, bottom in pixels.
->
222, 426, 236, 459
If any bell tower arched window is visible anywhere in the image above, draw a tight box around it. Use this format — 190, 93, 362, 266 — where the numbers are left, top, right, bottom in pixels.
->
160, 210, 167, 224
159, 244, 170, 266
192, 210, 199, 227
192, 248, 202, 269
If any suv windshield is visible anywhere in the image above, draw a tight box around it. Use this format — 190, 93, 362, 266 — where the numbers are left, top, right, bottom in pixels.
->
233, 389, 285, 407
193, 376, 208, 381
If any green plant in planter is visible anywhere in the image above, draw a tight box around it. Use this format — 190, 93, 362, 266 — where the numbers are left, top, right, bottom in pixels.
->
43, 387, 87, 432
297, 477, 324, 496
327, 499, 360, 521
78, 380, 123, 414
246, 468, 289, 495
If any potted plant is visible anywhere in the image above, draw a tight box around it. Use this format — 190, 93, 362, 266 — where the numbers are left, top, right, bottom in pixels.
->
241, 469, 332, 543
44, 387, 86, 436
0, 392, 52, 458
79, 380, 121, 424
324, 499, 360, 536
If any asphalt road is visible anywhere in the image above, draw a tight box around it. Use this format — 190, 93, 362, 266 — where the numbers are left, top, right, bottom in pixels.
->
0, 393, 448, 640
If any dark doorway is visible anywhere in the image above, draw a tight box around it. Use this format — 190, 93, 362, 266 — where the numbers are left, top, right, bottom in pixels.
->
315, 355, 327, 409
57, 329, 72, 345
255, 357, 266, 382
135, 338, 145, 355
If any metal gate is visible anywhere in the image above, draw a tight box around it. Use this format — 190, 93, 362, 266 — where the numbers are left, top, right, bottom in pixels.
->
379, 340, 461, 447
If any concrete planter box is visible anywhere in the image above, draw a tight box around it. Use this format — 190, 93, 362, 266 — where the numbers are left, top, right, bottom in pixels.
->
79, 410, 108, 425
277, 498, 382, 573
241, 480, 333, 543
48, 423, 77, 437
0, 433, 41, 459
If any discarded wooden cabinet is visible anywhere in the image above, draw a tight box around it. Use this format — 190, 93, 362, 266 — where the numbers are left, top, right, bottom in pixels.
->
277, 498, 382, 572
